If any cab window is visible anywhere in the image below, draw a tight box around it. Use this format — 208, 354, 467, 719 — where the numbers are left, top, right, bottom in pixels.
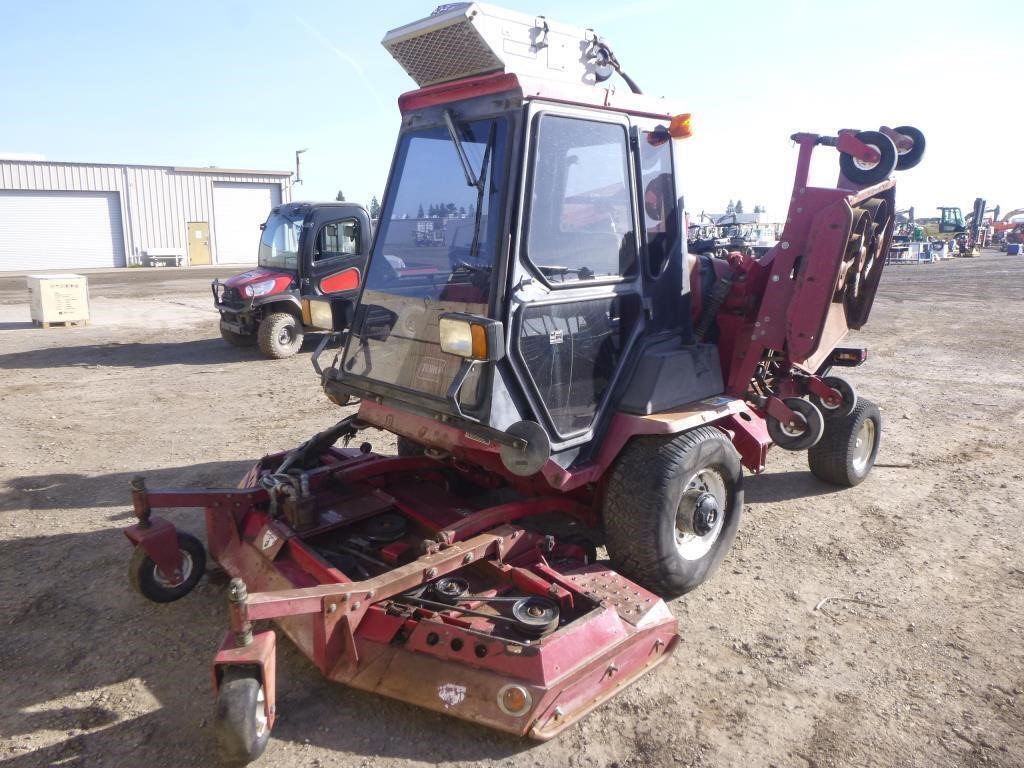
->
525, 115, 637, 284
314, 218, 360, 262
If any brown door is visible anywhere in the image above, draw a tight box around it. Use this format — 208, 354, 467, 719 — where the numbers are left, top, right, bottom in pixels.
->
187, 222, 212, 265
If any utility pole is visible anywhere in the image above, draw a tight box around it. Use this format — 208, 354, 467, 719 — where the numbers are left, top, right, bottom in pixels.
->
295, 148, 308, 185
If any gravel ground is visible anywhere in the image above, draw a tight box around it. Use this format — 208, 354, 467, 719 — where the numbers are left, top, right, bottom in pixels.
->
0, 252, 1021, 767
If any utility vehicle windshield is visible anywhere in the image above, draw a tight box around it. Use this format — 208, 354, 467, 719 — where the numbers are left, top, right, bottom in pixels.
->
341, 115, 508, 404
258, 210, 303, 270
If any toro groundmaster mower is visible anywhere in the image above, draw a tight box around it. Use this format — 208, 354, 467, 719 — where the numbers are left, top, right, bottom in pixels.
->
123, 4, 923, 764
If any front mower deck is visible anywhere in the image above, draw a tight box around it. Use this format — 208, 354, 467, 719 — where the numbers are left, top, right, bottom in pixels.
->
126, 446, 678, 739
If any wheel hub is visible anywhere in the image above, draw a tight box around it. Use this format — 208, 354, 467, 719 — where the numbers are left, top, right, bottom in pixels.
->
691, 493, 719, 536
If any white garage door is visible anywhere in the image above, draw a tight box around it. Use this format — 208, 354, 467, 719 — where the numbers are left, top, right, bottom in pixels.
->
212, 182, 281, 263
0, 191, 126, 271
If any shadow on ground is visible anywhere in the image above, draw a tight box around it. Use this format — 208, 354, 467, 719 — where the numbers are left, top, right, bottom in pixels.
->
0, 461, 255, 513
744, 469, 843, 504
0, 338, 271, 370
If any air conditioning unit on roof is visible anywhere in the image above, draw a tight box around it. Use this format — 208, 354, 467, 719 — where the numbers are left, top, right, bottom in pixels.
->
382, 2, 611, 89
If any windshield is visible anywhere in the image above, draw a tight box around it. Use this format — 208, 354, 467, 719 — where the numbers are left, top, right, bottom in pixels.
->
258, 211, 303, 270
341, 115, 509, 405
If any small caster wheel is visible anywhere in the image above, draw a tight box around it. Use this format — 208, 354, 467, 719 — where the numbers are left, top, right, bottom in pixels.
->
215, 668, 271, 766
767, 398, 824, 451
810, 376, 857, 419
892, 125, 926, 170
839, 130, 898, 186
129, 531, 206, 603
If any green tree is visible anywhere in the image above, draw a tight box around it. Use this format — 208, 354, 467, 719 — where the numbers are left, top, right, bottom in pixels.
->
417, 203, 425, 218
726, 200, 735, 215
335, 190, 346, 201
369, 196, 381, 219
734, 200, 744, 214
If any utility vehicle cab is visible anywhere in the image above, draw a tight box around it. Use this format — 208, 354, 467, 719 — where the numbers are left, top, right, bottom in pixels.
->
321, 18, 713, 476
213, 201, 370, 358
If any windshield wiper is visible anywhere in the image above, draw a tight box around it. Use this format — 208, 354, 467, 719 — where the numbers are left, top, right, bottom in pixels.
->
443, 109, 480, 189
469, 121, 496, 262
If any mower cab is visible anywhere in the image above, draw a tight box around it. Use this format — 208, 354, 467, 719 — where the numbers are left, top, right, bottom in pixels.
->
212, 201, 370, 358
124, 4, 924, 763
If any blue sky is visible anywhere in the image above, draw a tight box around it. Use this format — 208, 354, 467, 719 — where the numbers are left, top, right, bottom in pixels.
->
2, 0, 1022, 220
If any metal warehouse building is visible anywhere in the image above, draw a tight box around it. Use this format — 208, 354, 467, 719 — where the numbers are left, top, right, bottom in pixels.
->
0, 159, 292, 272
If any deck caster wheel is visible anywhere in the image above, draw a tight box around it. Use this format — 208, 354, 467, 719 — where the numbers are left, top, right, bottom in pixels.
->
767, 398, 825, 451
808, 398, 881, 487
603, 426, 744, 598
810, 376, 857, 419
215, 668, 271, 766
892, 125, 926, 170
839, 130, 898, 186
129, 531, 206, 603
511, 597, 560, 637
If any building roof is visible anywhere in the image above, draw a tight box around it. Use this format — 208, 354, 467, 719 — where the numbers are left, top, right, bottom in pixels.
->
0, 157, 292, 177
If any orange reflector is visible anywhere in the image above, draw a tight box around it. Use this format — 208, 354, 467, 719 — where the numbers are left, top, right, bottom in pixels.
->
669, 113, 693, 139
320, 267, 360, 294
498, 684, 532, 716
470, 323, 488, 360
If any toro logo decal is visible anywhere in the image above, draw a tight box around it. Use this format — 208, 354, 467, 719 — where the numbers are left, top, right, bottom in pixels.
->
437, 683, 467, 709
261, 529, 279, 551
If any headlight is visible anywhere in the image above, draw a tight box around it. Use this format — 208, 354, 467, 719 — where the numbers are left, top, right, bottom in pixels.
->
438, 314, 504, 362
243, 279, 278, 298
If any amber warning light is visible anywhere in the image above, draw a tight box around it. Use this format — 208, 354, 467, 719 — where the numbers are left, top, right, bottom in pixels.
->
669, 113, 693, 139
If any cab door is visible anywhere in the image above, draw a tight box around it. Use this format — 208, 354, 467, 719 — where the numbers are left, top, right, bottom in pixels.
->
303, 205, 372, 299
506, 105, 645, 451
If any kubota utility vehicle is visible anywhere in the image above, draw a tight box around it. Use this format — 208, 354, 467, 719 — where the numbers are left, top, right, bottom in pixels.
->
212, 201, 371, 358
124, 4, 923, 764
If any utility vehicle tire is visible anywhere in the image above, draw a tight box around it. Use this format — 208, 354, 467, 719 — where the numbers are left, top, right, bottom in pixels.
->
257, 312, 304, 359
808, 398, 881, 487
603, 427, 743, 599
839, 130, 898, 187
767, 397, 825, 451
129, 531, 206, 603
215, 667, 271, 766
810, 376, 857, 419
892, 125, 926, 170
220, 326, 256, 347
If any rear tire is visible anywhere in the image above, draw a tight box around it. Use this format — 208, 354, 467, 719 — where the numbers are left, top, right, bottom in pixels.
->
220, 326, 256, 347
808, 398, 881, 486
215, 668, 271, 766
603, 427, 743, 599
257, 312, 303, 359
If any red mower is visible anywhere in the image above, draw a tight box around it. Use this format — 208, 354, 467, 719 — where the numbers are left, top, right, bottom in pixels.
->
123, 4, 923, 764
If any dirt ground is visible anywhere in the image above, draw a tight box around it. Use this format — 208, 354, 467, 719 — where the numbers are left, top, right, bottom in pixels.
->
1, 253, 1022, 768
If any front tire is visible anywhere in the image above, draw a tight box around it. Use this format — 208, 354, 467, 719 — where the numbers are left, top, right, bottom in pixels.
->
808, 398, 881, 486
215, 668, 271, 766
257, 312, 304, 359
603, 427, 743, 599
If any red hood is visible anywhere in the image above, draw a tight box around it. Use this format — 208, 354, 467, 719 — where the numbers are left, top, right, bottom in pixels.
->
223, 268, 294, 290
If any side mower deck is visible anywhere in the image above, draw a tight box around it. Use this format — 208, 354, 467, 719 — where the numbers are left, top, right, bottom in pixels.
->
125, 447, 678, 742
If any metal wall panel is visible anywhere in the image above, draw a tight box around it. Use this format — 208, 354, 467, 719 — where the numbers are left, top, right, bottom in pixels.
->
0, 160, 290, 270
0, 190, 126, 270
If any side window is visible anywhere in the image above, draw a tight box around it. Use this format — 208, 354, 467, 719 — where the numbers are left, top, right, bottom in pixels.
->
526, 115, 636, 284
638, 128, 677, 277
314, 218, 360, 262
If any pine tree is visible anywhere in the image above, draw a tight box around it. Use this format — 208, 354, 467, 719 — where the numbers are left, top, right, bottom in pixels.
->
335, 190, 345, 201
726, 200, 736, 215
417, 203, 425, 218
735, 200, 744, 214
369, 196, 381, 219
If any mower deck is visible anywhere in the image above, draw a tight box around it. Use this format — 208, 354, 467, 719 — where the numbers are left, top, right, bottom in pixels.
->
126, 446, 678, 739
